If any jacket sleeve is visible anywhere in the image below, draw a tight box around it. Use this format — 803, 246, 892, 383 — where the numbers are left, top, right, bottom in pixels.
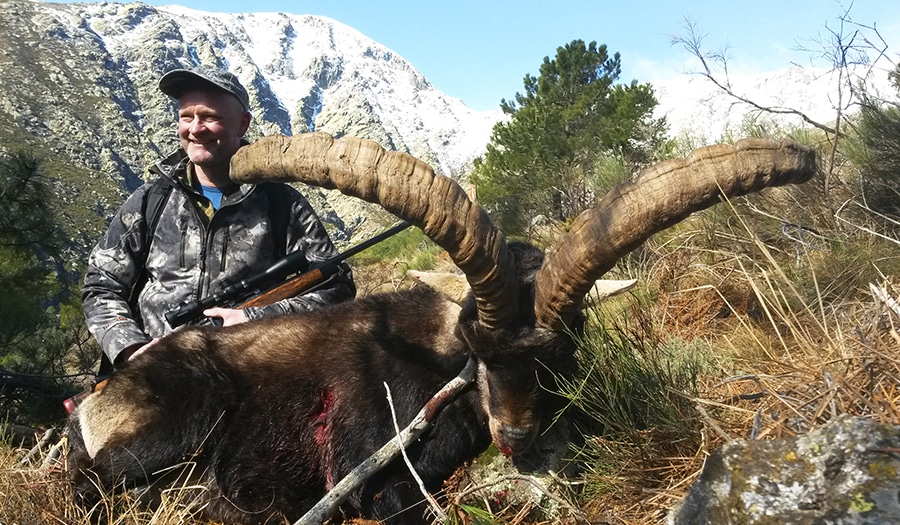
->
242, 189, 356, 321
81, 188, 153, 364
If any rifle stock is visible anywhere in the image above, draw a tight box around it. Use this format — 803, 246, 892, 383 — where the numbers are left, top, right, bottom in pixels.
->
239, 267, 328, 309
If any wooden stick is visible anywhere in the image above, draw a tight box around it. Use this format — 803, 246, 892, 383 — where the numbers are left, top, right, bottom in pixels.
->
18, 427, 58, 467
386, 382, 447, 522
295, 357, 477, 525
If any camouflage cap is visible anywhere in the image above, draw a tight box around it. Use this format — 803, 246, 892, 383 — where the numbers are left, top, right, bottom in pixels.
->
158, 66, 251, 112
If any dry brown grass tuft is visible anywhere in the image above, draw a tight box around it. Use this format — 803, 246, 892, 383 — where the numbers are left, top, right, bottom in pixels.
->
5, 192, 900, 525
0, 442, 82, 524
0, 437, 220, 525
575, 200, 900, 524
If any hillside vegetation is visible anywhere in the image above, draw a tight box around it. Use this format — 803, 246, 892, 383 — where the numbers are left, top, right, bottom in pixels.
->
2, 7, 899, 525
3, 105, 900, 523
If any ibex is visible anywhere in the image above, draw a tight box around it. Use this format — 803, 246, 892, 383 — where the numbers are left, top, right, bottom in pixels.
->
66, 133, 815, 524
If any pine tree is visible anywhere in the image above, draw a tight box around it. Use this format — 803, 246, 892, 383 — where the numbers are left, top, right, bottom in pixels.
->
0, 150, 91, 424
0, 151, 59, 351
471, 40, 670, 236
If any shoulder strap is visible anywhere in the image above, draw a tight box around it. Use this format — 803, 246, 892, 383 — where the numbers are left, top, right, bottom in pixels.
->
143, 177, 176, 258
262, 182, 291, 260
128, 177, 175, 303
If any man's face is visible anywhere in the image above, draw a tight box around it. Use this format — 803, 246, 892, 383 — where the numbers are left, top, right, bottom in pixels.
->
177, 87, 250, 172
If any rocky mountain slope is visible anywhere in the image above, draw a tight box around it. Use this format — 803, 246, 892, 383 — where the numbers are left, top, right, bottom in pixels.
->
0, 0, 498, 251
2, 1, 889, 257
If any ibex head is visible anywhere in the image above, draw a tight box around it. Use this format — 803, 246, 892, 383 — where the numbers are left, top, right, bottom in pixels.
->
231, 133, 816, 456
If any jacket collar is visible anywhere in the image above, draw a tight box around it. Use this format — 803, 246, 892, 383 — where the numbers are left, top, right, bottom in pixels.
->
148, 142, 256, 200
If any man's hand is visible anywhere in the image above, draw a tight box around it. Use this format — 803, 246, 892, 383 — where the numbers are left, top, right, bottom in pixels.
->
204, 307, 249, 327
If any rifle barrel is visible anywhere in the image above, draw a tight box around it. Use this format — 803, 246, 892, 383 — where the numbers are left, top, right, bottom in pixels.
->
338, 221, 412, 260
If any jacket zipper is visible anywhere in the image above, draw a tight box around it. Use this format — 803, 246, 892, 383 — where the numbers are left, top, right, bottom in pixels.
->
180, 223, 188, 268
220, 229, 230, 273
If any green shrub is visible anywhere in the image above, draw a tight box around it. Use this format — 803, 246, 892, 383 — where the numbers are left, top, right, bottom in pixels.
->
560, 302, 708, 500
349, 226, 441, 270
845, 95, 900, 225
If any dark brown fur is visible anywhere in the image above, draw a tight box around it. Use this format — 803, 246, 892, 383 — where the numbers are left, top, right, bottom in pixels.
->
67, 244, 578, 524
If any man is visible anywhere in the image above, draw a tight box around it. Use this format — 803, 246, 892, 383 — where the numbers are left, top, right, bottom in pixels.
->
82, 66, 355, 371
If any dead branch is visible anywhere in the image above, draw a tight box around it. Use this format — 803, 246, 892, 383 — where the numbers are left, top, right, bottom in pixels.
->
17, 427, 58, 467
870, 282, 900, 321
295, 357, 477, 525
385, 382, 446, 522
672, 18, 841, 137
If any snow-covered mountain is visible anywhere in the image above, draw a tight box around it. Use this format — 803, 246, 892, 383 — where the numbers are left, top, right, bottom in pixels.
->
80, 2, 499, 178
0, 0, 502, 244
652, 65, 896, 143
1, 0, 892, 250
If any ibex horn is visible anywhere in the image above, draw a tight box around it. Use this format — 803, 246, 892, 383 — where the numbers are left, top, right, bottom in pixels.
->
229, 132, 518, 329
534, 138, 817, 331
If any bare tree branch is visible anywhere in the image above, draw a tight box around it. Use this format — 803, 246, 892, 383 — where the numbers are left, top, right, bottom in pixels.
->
672, 18, 841, 137
385, 383, 446, 523
295, 357, 477, 525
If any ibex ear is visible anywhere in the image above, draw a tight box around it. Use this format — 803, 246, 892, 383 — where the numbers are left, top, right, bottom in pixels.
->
585, 278, 638, 306
407, 270, 471, 305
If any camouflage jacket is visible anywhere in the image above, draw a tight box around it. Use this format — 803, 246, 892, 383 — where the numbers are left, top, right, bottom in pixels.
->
82, 147, 356, 367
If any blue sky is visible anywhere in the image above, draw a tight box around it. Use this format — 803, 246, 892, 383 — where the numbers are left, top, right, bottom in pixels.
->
50, 0, 898, 111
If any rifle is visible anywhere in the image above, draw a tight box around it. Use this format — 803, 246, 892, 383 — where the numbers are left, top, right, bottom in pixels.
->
63, 221, 412, 414
164, 221, 412, 329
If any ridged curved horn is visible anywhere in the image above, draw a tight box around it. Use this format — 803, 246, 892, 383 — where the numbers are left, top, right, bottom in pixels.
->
534, 138, 817, 331
230, 132, 517, 329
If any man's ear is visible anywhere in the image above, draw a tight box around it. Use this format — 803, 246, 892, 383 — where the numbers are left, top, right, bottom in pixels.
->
239, 112, 251, 136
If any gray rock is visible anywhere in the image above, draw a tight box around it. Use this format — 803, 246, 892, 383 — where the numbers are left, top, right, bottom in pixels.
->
669, 415, 900, 524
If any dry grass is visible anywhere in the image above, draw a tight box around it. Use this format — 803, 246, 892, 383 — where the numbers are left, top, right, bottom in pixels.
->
570, 201, 900, 524
3, 199, 900, 525
0, 437, 219, 525
0, 441, 86, 525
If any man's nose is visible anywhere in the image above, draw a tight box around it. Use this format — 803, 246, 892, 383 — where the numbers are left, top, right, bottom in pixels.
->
188, 117, 206, 134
